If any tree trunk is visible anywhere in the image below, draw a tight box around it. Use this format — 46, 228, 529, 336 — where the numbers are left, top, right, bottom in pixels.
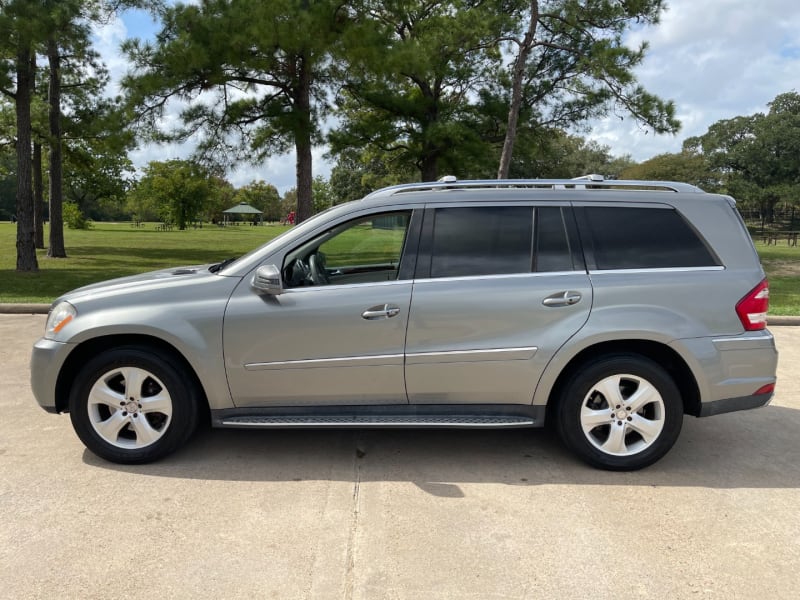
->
497, 1, 539, 180
420, 157, 438, 182
15, 45, 39, 272
33, 142, 45, 249
47, 36, 67, 258
294, 55, 313, 224
31, 55, 45, 249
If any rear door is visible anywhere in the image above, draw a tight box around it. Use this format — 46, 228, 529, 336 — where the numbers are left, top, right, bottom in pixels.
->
405, 204, 592, 405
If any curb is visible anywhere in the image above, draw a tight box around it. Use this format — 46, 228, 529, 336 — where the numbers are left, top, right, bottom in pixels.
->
1, 303, 799, 325
766, 316, 800, 327
0, 304, 50, 314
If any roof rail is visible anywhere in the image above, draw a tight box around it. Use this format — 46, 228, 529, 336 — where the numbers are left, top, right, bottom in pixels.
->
363, 178, 703, 199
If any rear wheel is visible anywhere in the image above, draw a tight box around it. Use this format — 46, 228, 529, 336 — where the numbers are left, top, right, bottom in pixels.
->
69, 346, 199, 464
555, 354, 683, 470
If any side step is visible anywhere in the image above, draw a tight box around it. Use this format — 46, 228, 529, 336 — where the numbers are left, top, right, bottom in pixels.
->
218, 415, 536, 429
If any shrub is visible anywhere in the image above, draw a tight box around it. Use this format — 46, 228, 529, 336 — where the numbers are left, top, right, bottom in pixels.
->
63, 202, 92, 230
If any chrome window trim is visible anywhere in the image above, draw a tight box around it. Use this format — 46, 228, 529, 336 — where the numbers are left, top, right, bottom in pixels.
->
281, 279, 412, 293
413, 271, 585, 285
588, 266, 725, 275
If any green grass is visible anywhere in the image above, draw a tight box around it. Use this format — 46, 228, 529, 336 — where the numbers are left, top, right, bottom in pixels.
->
0, 222, 289, 303
753, 241, 800, 316
1, 223, 799, 315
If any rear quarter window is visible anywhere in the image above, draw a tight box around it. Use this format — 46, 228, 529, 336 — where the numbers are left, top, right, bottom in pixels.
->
581, 206, 720, 270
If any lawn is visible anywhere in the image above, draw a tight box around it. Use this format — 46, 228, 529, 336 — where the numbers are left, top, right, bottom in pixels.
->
0, 222, 289, 303
753, 242, 800, 316
1, 222, 799, 315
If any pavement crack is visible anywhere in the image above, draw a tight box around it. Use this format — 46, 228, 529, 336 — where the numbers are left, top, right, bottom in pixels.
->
343, 434, 364, 600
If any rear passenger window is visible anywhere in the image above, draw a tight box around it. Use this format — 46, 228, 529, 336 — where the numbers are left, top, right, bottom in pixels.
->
427, 206, 581, 278
583, 206, 719, 270
430, 207, 533, 277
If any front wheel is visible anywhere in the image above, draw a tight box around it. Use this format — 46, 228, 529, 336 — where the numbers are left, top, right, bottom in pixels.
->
69, 346, 199, 464
555, 354, 683, 471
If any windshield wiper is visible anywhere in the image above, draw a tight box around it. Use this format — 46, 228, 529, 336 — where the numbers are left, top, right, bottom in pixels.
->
209, 257, 238, 273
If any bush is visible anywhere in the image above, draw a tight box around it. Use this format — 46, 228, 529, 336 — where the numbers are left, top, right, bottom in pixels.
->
63, 202, 92, 229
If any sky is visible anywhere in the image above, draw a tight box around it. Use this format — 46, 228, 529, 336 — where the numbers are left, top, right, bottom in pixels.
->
93, 0, 800, 192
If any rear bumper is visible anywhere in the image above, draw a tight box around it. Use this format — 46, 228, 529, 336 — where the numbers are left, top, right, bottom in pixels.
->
671, 330, 778, 414
698, 391, 774, 417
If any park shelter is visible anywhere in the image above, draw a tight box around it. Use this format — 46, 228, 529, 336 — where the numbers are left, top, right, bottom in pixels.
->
222, 202, 263, 225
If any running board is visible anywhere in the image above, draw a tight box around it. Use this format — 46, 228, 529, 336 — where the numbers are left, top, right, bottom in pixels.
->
216, 414, 536, 429
211, 404, 546, 429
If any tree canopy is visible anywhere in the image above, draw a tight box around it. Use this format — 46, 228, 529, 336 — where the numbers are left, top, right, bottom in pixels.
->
122, 0, 345, 223
3, 1, 799, 278
685, 91, 800, 221
127, 159, 214, 229
330, 0, 678, 182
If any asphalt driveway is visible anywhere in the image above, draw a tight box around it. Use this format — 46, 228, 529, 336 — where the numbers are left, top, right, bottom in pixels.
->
1, 314, 798, 599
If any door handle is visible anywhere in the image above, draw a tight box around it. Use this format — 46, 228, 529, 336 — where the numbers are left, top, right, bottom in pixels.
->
542, 291, 582, 307
361, 304, 401, 320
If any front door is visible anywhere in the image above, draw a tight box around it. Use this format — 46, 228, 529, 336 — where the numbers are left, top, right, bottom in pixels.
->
223, 209, 418, 407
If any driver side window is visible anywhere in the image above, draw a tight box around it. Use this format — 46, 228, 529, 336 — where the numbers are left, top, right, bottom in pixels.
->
284, 212, 412, 288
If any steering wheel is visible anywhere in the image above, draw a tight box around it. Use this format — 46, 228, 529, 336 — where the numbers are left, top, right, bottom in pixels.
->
308, 253, 330, 285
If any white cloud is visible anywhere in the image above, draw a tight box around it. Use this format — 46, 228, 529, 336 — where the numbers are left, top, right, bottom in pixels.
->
89, 15, 132, 98
228, 148, 333, 193
588, 0, 800, 160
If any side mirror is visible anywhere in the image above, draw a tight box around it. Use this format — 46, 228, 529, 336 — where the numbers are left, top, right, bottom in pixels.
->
251, 264, 284, 295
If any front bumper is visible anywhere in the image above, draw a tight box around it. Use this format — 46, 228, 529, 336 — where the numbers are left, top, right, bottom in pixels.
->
30, 337, 72, 413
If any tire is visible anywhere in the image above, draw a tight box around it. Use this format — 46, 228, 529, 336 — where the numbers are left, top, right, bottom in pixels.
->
68, 346, 199, 464
555, 354, 683, 471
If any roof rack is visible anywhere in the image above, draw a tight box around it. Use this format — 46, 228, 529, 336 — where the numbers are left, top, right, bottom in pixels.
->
363, 177, 703, 199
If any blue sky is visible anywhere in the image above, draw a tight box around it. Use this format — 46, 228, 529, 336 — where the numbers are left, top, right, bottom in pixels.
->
96, 0, 800, 191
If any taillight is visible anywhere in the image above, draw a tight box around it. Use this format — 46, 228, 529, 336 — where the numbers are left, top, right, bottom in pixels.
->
736, 279, 769, 330
753, 384, 775, 396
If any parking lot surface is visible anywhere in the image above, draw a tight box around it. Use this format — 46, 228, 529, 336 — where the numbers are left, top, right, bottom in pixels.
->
1, 314, 799, 599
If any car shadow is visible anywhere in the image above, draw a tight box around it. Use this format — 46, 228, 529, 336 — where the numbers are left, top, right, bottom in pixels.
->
83, 403, 800, 493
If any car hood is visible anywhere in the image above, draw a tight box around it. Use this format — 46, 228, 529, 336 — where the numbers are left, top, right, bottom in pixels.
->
59, 264, 221, 303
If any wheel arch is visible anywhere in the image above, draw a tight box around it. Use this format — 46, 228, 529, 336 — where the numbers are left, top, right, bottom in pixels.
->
55, 334, 209, 418
543, 339, 702, 421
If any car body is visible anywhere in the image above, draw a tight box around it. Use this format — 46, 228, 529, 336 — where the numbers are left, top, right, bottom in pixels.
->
31, 177, 778, 469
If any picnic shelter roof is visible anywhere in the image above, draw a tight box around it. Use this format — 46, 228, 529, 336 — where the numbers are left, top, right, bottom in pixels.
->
223, 202, 262, 214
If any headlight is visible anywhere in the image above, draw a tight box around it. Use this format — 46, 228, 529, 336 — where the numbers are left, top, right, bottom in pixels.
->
45, 301, 77, 339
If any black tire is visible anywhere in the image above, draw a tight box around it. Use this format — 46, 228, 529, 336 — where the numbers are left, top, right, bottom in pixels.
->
555, 354, 683, 471
68, 346, 199, 464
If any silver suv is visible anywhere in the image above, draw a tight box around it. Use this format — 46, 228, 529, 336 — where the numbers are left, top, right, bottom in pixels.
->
30, 177, 778, 470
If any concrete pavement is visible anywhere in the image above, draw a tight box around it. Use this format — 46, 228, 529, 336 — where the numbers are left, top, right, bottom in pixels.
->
1, 314, 799, 599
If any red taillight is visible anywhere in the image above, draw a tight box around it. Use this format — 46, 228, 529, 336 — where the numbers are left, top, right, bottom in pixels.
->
753, 384, 775, 396
736, 278, 769, 331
